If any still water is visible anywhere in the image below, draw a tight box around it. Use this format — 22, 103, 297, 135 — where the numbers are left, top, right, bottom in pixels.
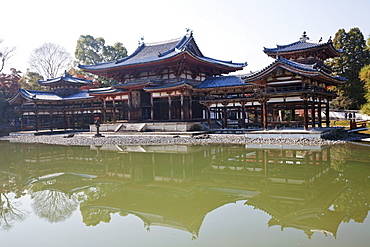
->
0, 141, 369, 247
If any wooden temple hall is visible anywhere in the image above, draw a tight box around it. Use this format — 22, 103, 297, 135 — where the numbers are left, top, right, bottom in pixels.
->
9, 32, 345, 131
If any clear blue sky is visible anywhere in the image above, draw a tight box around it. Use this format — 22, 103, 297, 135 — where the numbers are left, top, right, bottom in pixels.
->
1, 0, 369, 75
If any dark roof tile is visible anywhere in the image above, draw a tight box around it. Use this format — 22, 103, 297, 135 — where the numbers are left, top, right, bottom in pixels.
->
39, 72, 93, 85
196, 76, 250, 89
264, 39, 342, 54
79, 34, 245, 71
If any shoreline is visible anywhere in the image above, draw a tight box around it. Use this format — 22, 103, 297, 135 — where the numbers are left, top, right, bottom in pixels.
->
0, 132, 355, 146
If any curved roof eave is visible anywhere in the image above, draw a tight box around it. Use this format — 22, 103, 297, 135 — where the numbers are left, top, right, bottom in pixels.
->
264, 40, 341, 57
88, 88, 128, 96
144, 81, 194, 92
80, 50, 245, 74
194, 83, 262, 91
243, 57, 345, 83
13, 89, 94, 102
8, 90, 24, 104
39, 74, 93, 85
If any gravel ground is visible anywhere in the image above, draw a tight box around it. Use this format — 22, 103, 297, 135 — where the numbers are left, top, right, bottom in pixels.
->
0, 132, 348, 146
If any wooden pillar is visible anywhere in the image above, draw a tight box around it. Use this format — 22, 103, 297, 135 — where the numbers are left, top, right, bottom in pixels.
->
71, 111, 75, 130
301, 93, 309, 131
49, 111, 53, 131
21, 113, 25, 131
206, 103, 211, 128
257, 96, 269, 130
35, 110, 39, 132
180, 93, 184, 121
272, 108, 277, 122
67, 115, 71, 129
127, 92, 132, 122
241, 102, 246, 129
189, 95, 193, 120
63, 110, 66, 131
150, 94, 154, 120
325, 100, 330, 127
291, 109, 296, 121
102, 98, 107, 123
311, 96, 316, 129
317, 97, 322, 128
222, 102, 228, 129
215, 103, 219, 119
81, 111, 85, 129
112, 97, 116, 121
90, 110, 94, 124
168, 95, 172, 121
262, 101, 268, 130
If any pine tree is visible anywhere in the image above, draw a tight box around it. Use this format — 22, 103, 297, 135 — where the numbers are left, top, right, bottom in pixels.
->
327, 28, 370, 109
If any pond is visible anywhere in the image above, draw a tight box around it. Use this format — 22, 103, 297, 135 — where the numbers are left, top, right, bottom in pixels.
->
0, 141, 369, 247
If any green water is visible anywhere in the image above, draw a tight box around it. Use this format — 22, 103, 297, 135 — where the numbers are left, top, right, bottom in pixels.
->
0, 141, 369, 247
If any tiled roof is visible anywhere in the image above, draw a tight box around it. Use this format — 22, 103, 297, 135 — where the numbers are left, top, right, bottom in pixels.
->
79, 34, 246, 71
143, 80, 195, 91
114, 80, 153, 88
39, 73, 93, 85
264, 39, 341, 54
243, 57, 346, 82
88, 87, 127, 95
196, 76, 253, 89
19, 89, 93, 101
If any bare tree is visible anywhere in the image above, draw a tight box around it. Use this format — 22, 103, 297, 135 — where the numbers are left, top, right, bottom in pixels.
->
0, 39, 16, 73
31, 190, 78, 223
28, 43, 74, 79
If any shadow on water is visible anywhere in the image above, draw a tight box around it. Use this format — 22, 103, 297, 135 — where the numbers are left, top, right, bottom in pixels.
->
0, 141, 369, 239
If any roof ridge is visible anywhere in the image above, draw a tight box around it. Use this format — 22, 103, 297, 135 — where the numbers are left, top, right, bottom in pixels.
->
276, 40, 301, 49
145, 36, 183, 46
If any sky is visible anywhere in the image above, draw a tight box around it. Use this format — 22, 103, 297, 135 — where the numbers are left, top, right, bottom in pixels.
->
1, 0, 369, 75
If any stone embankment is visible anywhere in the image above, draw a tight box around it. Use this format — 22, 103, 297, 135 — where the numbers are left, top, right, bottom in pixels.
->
0, 132, 347, 146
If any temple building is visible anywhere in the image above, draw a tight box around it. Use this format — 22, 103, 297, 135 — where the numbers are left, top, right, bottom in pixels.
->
197, 32, 346, 130
9, 73, 102, 130
79, 31, 246, 123
9, 32, 345, 131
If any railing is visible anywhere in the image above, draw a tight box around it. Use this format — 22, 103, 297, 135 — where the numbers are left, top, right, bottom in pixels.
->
349, 120, 368, 130
18, 104, 104, 111
202, 85, 336, 101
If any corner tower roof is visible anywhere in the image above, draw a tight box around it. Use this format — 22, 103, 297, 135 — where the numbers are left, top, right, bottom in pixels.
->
263, 32, 342, 60
38, 72, 93, 86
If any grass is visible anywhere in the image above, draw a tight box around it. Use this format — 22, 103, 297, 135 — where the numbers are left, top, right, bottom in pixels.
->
330, 120, 350, 127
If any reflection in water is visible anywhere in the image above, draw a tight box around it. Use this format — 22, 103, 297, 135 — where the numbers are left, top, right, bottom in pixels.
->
0, 170, 27, 230
0, 192, 27, 231
0, 142, 369, 239
31, 190, 79, 223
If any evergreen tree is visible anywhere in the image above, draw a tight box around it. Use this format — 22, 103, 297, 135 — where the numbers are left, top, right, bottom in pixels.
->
75, 35, 127, 65
18, 70, 46, 91
327, 28, 370, 109
75, 35, 128, 86
360, 65, 370, 114
359, 37, 370, 114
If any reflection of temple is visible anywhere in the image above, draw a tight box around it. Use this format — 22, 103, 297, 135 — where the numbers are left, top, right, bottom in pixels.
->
0, 143, 356, 237
201, 145, 347, 238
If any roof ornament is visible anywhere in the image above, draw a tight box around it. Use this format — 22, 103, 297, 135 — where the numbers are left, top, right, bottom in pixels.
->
138, 37, 145, 46
186, 28, 193, 37
319, 37, 322, 43
300, 31, 309, 42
